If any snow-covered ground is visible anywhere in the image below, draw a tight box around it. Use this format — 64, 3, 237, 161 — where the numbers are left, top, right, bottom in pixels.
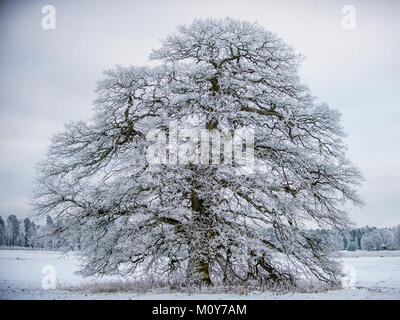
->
0, 249, 399, 300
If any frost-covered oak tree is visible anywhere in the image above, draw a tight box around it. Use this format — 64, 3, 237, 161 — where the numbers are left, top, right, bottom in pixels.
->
33, 18, 363, 288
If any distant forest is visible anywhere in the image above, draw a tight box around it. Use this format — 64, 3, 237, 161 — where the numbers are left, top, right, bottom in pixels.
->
0, 214, 81, 250
0, 214, 399, 251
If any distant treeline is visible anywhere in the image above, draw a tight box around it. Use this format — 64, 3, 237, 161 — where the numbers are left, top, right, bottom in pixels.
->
308, 225, 400, 251
0, 214, 80, 250
261, 225, 400, 251
1, 214, 399, 251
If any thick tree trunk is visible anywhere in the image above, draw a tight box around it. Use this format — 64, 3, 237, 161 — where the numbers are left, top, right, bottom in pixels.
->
186, 189, 212, 286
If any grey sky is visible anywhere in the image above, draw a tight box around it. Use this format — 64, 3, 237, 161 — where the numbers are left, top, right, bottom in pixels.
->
0, 0, 399, 227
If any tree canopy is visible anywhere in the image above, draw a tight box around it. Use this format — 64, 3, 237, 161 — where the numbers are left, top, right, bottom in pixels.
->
33, 18, 363, 288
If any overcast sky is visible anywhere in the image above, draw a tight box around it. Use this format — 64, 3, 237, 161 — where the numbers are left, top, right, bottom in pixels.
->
0, 0, 399, 227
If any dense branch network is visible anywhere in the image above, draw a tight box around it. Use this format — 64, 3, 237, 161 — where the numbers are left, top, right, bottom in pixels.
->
33, 18, 363, 287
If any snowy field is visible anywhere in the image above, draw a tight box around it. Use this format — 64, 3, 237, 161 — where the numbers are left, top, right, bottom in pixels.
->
0, 249, 399, 300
